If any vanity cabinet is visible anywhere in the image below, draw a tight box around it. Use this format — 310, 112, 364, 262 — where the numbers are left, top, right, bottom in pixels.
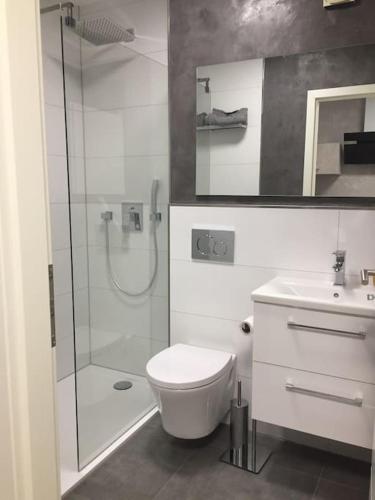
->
252, 302, 375, 449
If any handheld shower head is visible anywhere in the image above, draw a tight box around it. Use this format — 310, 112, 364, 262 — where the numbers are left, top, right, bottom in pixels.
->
150, 179, 161, 222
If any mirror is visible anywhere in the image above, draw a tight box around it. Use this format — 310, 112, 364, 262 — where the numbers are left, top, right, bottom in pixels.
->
195, 44, 375, 197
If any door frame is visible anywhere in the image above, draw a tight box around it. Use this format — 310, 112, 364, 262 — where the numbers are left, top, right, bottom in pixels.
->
303, 83, 375, 196
0, 0, 60, 498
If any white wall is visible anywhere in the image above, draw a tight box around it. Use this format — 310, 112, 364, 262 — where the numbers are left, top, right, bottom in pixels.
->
196, 59, 263, 195
170, 205, 375, 452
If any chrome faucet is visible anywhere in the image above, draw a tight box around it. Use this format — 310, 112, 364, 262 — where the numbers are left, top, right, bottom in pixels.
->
333, 250, 346, 286
360, 269, 375, 285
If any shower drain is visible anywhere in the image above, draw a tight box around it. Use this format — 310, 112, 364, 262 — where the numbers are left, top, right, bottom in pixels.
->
113, 381, 133, 391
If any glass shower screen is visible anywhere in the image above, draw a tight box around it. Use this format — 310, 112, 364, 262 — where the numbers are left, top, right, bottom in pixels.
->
61, 4, 169, 468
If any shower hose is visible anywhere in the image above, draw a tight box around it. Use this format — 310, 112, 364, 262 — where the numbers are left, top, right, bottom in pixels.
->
104, 216, 158, 297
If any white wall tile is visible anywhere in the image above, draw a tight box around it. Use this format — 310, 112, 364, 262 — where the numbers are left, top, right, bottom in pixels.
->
45, 105, 67, 156
55, 293, 74, 341
74, 288, 90, 328
71, 204, 88, 249
67, 109, 85, 157
83, 54, 168, 110
123, 156, 169, 204
47, 155, 69, 204
53, 249, 73, 296
89, 288, 151, 339
42, 54, 64, 107
84, 110, 125, 158
151, 339, 168, 357
147, 51, 168, 66
75, 326, 90, 371
69, 156, 86, 198
88, 246, 159, 294
65, 63, 85, 111
170, 260, 276, 321
50, 203, 70, 250
151, 296, 169, 342
118, 0, 168, 55
72, 246, 89, 290
85, 158, 125, 196
41, 11, 62, 61
338, 210, 375, 278
171, 311, 252, 378
123, 104, 169, 156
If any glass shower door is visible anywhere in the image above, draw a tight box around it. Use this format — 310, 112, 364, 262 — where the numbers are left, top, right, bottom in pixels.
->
61, 3, 169, 469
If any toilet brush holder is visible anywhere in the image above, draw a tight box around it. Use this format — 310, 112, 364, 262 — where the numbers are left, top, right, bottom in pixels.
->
220, 380, 272, 474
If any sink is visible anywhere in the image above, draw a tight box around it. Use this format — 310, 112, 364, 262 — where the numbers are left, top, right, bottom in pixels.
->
251, 277, 375, 317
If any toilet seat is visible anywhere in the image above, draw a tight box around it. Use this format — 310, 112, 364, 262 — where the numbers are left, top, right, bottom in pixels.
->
146, 343, 234, 390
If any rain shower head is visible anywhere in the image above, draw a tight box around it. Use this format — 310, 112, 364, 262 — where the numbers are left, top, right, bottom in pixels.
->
66, 16, 135, 46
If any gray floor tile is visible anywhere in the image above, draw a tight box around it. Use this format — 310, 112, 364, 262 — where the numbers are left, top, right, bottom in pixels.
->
269, 441, 326, 477
313, 478, 369, 500
65, 415, 371, 500
65, 451, 176, 500
112, 419, 195, 471
320, 454, 370, 492
154, 444, 318, 500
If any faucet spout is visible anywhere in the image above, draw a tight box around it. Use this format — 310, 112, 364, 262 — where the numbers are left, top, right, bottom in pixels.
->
360, 269, 375, 286
332, 250, 346, 286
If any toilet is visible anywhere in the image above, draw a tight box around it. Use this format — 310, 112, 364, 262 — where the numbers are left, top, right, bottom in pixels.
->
146, 343, 236, 439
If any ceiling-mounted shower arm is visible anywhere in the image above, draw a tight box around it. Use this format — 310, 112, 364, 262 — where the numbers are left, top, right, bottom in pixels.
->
40, 2, 74, 15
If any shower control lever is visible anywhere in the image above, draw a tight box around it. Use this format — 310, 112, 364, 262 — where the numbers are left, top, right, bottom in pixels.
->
122, 202, 143, 232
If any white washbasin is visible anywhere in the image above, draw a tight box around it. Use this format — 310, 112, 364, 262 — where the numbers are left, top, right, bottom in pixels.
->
251, 277, 375, 317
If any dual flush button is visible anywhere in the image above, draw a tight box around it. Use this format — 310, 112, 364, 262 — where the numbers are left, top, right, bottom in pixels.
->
191, 229, 235, 263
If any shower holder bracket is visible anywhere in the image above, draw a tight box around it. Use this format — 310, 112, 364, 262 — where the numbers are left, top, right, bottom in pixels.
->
122, 202, 143, 232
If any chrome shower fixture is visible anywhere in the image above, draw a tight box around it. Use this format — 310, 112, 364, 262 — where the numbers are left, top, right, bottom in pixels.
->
197, 77, 210, 94
66, 15, 135, 45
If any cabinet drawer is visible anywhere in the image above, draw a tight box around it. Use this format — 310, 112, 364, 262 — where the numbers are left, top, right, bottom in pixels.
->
252, 362, 375, 448
253, 303, 375, 383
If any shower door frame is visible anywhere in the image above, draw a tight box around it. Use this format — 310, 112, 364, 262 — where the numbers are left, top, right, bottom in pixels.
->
0, 0, 60, 498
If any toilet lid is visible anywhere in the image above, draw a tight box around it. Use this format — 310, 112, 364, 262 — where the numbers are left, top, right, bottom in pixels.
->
146, 344, 234, 390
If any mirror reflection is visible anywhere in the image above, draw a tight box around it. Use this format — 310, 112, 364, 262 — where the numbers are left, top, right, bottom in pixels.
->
195, 44, 375, 198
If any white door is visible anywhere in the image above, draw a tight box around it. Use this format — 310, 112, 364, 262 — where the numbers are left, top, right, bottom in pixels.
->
0, 0, 60, 499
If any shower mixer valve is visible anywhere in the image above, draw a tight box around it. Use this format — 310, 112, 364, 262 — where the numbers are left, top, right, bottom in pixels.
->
122, 202, 143, 232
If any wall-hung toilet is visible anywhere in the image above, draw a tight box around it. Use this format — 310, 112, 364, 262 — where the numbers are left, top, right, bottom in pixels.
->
146, 343, 236, 439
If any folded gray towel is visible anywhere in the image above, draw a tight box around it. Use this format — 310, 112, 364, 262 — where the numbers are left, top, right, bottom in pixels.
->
207, 108, 248, 127
197, 112, 208, 127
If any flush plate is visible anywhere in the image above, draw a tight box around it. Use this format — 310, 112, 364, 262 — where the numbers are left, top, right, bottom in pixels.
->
192, 229, 235, 263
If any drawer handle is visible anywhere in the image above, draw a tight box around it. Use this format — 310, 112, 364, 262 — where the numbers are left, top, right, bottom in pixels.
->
285, 381, 363, 407
287, 321, 366, 340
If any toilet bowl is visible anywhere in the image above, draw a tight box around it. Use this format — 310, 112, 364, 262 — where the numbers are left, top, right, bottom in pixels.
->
146, 343, 236, 439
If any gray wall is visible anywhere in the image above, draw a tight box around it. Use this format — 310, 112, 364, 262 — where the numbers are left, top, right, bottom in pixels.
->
169, 0, 375, 204
260, 44, 375, 195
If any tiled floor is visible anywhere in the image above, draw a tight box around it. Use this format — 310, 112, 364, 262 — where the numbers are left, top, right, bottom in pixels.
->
64, 414, 370, 500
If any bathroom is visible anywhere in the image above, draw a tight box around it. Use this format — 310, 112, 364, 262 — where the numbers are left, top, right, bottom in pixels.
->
1, 0, 375, 499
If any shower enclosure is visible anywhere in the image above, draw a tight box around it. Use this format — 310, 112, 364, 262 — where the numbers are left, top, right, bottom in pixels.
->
40, 0, 169, 473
